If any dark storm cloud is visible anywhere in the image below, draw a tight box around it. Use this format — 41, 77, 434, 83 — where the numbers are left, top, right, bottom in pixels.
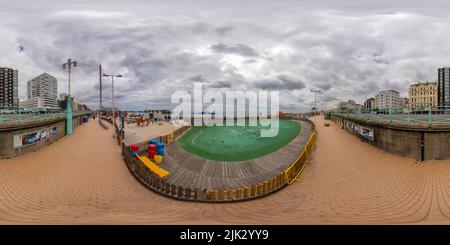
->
320, 95, 336, 102
2, 0, 450, 111
210, 43, 259, 57
254, 75, 305, 91
208, 81, 232, 88
189, 74, 208, 82
316, 83, 332, 91
277, 75, 306, 90
213, 26, 234, 35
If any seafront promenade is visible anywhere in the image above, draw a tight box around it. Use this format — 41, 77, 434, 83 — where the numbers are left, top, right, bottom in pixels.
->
0, 117, 449, 224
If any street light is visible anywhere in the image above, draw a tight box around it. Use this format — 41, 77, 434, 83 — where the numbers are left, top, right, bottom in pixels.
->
62, 58, 78, 135
62, 59, 77, 96
102, 73, 123, 128
310, 89, 322, 126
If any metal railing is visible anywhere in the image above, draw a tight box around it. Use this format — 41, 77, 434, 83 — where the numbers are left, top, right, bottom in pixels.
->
333, 106, 450, 127
284, 130, 317, 184
0, 106, 90, 125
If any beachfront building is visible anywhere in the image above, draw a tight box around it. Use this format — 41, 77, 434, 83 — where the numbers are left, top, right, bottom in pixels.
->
409, 81, 437, 112
438, 67, 450, 107
22, 73, 58, 109
19, 97, 44, 109
0, 67, 19, 107
59, 93, 68, 101
337, 99, 362, 112
401, 97, 410, 113
144, 109, 171, 120
363, 98, 376, 112
375, 90, 402, 113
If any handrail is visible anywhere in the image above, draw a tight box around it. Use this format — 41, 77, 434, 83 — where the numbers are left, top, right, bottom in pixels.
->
331, 111, 450, 127
0, 111, 91, 126
284, 130, 317, 184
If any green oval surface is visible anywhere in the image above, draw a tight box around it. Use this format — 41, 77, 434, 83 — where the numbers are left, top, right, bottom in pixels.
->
176, 119, 301, 161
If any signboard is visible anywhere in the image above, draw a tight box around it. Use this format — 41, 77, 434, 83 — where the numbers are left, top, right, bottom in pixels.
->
345, 121, 374, 141
13, 127, 57, 148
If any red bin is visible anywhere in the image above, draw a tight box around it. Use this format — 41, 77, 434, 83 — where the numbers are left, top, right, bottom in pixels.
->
148, 144, 157, 158
130, 144, 139, 157
130, 144, 139, 152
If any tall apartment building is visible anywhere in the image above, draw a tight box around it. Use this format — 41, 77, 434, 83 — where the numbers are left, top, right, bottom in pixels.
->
0, 67, 19, 107
22, 73, 58, 108
408, 81, 437, 111
438, 67, 450, 107
375, 90, 402, 112
363, 98, 376, 111
59, 93, 68, 101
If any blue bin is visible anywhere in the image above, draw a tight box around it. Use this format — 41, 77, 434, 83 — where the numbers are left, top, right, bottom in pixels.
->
156, 142, 165, 156
150, 139, 158, 145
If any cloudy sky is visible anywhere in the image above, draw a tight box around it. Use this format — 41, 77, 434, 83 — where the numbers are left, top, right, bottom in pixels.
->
2, 0, 450, 112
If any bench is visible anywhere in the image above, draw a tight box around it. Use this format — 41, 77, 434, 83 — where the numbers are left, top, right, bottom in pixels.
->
137, 155, 170, 178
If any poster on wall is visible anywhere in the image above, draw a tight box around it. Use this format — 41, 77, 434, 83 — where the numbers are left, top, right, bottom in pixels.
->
361, 127, 375, 141
13, 127, 57, 148
344, 120, 375, 141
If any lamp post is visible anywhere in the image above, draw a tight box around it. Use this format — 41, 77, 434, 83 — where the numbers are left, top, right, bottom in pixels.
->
102, 73, 122, 128
62, 58, 78, 135
310, 89, 322, 126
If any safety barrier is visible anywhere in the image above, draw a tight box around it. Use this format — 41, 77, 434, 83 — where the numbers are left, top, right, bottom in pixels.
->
284, 131, 317, 184
121, 120, 317, 202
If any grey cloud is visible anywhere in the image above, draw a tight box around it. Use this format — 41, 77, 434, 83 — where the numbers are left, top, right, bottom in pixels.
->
214, 26, 234, 35
320, 95, 336, 102
208, 81, 232, 88
189, 74, 208, 82
277, 75, 306, 90
317, 83, 332, 91
2, 0, 450, 112
210, 43, 259, 57
253, 74, 305, 91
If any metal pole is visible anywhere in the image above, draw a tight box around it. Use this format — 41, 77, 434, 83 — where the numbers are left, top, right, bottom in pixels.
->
112, 76, 115, 128
66, 68, 73, 135
99, 65, 102, 117
428, 106, 432, 127
68, 59, 71, 96
314, 91, 317, 125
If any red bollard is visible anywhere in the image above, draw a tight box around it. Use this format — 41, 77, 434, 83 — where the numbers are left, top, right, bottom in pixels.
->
148, 144, 157, 159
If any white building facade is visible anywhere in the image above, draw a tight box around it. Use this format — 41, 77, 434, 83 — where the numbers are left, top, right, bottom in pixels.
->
19, 97, 44, 109
375, 90, 402, 112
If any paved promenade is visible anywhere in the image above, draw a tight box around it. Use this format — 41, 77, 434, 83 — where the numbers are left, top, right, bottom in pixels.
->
0, 117, 449, 224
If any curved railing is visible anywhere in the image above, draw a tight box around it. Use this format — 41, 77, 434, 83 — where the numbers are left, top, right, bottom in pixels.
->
284, 131, 317, 184
120, 120, 317, 202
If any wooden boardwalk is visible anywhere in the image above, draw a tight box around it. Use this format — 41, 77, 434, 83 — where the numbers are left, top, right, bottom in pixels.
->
158, 120, 313, 190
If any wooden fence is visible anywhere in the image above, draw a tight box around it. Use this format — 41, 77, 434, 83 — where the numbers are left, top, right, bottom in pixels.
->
121, 121, 317, 202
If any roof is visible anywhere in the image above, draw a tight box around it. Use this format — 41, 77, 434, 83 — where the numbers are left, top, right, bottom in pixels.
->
410, 81, 437, 86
